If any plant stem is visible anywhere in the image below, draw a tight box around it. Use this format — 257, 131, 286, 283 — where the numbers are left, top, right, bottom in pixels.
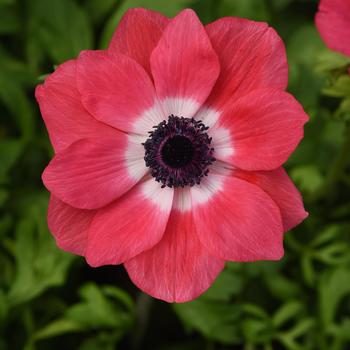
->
132, 292, 153, 350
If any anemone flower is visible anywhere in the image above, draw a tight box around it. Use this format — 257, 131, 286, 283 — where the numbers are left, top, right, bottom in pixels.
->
36, 8, 308, 302
316, 0, 350, 57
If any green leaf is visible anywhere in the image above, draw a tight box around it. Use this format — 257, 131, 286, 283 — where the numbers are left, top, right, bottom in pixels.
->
323, 75, 350, 98
0, 188, 8, 207
263, 274, 302, 301
316, 51, 350, 73
0, 214, 12, 239
276, 319, 315, 350
269, 0, 292, 11
335, 98, 350, 121
314, 242, 349, 265
283, 318, 314, 339
7, 194, 75, 306
0, 46, 36, 84
0, 139, 23, 181
319, 268, 350, 327
174, 300, 241, 344
328, 319, 350, 340
287, 24, 326, 108
31, 284, 134, 346
33, 319, 83, 340
0, 5, 20, 34
0, 0, 14, 4
243, 303, 269, 320
273, 301, 303, 328
85, 0, 116, 24
202, 269, 243, 301
310, 226, 339, 247
0, 48, 36, 138
66, 283, 134, 330
0, 74, 35, 138
291, 165, 324, 194
78, 332, 122, 350
102, 285, 134, 313
29, 0, 93, 63
301, 254, 315, 286
287, 25, 325, 67
218, 0, 270, 21
242, 318, 272, 343
0, 289, 8, 323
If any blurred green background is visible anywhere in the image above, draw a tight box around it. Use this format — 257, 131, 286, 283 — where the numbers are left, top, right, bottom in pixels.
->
1, 0, 350, 349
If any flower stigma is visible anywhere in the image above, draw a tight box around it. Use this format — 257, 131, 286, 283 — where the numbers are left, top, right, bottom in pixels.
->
143, 115, 215, 188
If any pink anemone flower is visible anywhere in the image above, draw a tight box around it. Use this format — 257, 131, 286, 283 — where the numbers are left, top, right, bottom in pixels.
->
36, 8, 309, 303
315, 0, 350, 57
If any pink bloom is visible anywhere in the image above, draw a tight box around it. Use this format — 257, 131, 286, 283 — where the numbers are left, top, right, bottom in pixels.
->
316, 0, 350, 56
36, 9, 308, 303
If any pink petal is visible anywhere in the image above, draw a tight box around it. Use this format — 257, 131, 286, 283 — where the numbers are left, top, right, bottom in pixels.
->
205, 17, 288, 110
77, 50, 160, 134
48, 195, 96, 256
316, 0, 350, 56
214, 89, 308, 171
234, 167, 308, 232
35, 60, 116, 153
86, 178, 174, 267
42, 135, 146, 210
109, 8, 169, 76
150, 9, 220, 117
191, 174, 284, 262
125, 206, 225, 303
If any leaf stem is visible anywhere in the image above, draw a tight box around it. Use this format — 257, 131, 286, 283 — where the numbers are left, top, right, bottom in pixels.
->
131, 292, 153, 350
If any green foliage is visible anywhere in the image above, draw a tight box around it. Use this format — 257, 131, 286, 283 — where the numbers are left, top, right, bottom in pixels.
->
174, 269, 243, 344
1, 0, 350, 349
30, 283, 134, 348
218, 0, 270, 22
28, 0, 93, 64
7, 195, 74, 306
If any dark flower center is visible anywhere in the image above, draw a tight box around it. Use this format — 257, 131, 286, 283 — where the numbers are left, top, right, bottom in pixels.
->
161, 135, 194, 168
143, 115, 215, 188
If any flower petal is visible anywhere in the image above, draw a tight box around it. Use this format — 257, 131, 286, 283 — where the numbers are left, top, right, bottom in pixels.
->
205, 17, 287, 110
86, 178, 173, 267
234, 167, 308, 231
42, 135, 147, 210
109, 8, 169, 76
213, 89, 308, 171
35, 60, 116, 153
150, 9, 220, 117
125, 190, 225, 302
191, 174, 284, 262
48, 195, 96, 256
77, 50, 162, 134
315, 0, 350, 56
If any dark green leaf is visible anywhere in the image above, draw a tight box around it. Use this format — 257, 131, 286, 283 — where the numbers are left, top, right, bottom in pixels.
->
29, 0, 93, 63
7, 195, 75, 306
174, 300, 241, 344
319, 268, 350, 327
202, 269, 243, 301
